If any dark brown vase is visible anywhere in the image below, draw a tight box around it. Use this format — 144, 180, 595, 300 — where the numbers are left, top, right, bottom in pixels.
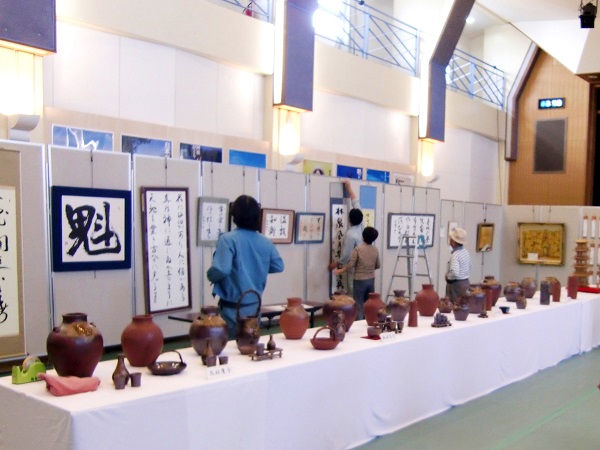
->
464, 285, 486, 314
481, 275, 502, 306
112, 353, 130, 389
323, 290, 358, 331
520, 277, 537, 298
235, 289, 262, 355
46, 312, 104, 377
387, 290, 410, 322
121, 314, 164, 367
546, 277, 561, 302
279, 297, 309, 339
415, 284, 439, 317
364, 292, 386, 326
190, 306, 229, 357
567, 275, 579, 299
540, 280, 551, 305
453, 305, 469, 321
408, 301, 419, 327
503, 282, 522, 302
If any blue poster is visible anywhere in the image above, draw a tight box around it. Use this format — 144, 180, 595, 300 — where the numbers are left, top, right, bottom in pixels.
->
122, 135, 172, 157
52, 125, 114, 151
336, 164, 363, 179
366, 169, 389, 183
180, 143, 223, 162
229, 149, 266, 168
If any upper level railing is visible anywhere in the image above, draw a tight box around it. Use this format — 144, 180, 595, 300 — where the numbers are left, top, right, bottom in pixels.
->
218, 0, 505, 108
446, 49, 505, 108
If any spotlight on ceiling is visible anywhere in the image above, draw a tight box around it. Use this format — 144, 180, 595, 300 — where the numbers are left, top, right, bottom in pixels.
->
580, 0, 597, 28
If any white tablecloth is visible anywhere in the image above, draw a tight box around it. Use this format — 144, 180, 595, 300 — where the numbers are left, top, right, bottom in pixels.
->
2, 290, 599, 450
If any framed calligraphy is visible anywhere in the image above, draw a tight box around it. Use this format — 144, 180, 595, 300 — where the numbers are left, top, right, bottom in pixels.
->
51, 186, 132, 272
197, 197, 229, 246
141, 187, 192, 314
261, 208, 295, 244
387, 213, 436, 249
295, 212, 326, 244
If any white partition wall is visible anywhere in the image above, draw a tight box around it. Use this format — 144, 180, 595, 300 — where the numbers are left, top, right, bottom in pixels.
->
48, 146, 133, 347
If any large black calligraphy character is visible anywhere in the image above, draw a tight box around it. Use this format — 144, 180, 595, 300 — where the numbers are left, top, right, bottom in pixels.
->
65, 202, 122, 256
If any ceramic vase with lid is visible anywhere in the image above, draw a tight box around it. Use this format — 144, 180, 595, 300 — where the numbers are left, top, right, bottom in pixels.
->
480, 275, 502, 306
415, 284, 439, 317
190, 306, 229, 357
279, 297, 309, 339
46, 312, 104, 377
387, 289, 410, 322
323, 290, 358, 331
364, 292, 386, 326
520, 277, 537, 299
121, 314, 164, 367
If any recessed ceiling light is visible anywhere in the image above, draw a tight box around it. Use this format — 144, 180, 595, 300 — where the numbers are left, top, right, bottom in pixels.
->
466, 16, 475, 24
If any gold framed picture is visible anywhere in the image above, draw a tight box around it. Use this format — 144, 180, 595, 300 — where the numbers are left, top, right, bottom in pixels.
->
517, 222, 565, 266
476, 223, 494, 252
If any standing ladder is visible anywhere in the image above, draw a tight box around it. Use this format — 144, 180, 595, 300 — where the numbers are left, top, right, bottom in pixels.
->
386, 234, 432, 302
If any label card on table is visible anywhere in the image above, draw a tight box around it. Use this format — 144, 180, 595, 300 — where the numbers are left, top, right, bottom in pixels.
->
380, 331, 397, 341
206, 365, 233, 379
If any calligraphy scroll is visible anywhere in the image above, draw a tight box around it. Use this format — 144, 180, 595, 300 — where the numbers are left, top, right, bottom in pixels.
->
51, 186, 132, 271
330, 200, 348, 292
260, 208, 295, 244
387, 213, 436, 248
141, 187, 192, 313
0, 187, 19, 338
197, 197, 229, 246
295, 212, 325, 244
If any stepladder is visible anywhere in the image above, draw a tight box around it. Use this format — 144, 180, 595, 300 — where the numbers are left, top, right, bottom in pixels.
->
386, 234, 432, 302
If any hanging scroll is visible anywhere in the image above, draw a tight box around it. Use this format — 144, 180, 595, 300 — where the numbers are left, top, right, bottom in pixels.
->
197, 197, 229, 246
141, 187, 192, 314
0, 187, 20, 339
387, 213, 436, 248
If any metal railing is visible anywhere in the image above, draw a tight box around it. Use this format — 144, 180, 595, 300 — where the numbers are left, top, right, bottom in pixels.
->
315, 0, 419, 77
446, 49, 505, 108
216, 0, 505, 108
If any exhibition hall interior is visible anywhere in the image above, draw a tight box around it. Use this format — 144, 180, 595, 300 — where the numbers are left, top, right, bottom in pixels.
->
1, 0, 600, 448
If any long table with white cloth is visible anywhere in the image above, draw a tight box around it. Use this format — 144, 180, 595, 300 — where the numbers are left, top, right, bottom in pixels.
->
2, 289, 600, 450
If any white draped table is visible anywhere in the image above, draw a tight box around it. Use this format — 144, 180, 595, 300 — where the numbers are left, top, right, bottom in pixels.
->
2, 290, 600, 450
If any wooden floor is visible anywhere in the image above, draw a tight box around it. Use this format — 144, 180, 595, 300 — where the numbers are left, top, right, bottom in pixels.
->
359, 347, 600, 449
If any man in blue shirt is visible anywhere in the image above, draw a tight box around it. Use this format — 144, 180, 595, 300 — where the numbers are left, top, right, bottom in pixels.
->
207, 195, 284, 338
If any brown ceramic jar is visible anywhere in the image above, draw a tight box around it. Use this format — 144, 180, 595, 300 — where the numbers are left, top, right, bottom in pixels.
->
279, 297, 309, 339
364, 292, 386, 326
323, 290, 358, 331
121, 314, 164, 367
480, 275, 502, 306
503, 282, 523, 302
190, 306, 229, 357
387, 290, 410, 322
415, 284, 439, 317
520, 277, 537, 298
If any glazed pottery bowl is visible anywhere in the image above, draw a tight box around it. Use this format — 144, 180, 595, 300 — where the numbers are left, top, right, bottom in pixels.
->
499, 306, 510, 314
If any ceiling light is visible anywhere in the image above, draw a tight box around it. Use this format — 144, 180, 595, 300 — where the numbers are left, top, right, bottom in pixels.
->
466, 16, 475, 24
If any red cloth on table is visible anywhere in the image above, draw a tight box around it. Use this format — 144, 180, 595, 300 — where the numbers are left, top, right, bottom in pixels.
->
37, 373, 101, 396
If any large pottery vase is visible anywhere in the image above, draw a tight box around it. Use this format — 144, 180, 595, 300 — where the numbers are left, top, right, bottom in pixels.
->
464, 285, 486, 314
520, 277, 537, 299
480, 275, 502, 307
190, 306, 229, 356
415, 284, 439, 317
364, 292, 386, 326
279, 297, 309, 339
121, 314, 164, 367
387, 290, 410, 322
323, 290, 358, 331
46, 312, 103, 377
503, 282, 522, 302
546, 277, 561, 302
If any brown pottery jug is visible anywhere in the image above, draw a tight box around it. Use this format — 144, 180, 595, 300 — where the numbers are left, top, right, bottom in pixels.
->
235, 289, 262, 355
387, 289, 410, 322
121, 314, 164, 367
190, 306, 229, 357
480, 275, 502, 307
364, 292, 386, 326
503, 282, 522, 302
323, 290, 358, 331
46, 312, 104, 377
279, 297, 309, 339
520, 277, 537, 298
415, 284, 439, 317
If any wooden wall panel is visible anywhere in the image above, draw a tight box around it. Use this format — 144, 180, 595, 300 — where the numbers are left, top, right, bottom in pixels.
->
509, 52, 590, 205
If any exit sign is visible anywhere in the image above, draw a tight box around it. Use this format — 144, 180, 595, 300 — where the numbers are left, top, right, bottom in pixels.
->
538, 98, 565, 109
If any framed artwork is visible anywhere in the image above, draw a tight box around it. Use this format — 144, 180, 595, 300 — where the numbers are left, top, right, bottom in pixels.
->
197, 197, 229, 246
476, 223, 495, 252
141, 187, 192, 313
387, 213, 436, 248
261, 208, 295, 244
517, 222, 565, 266
295, 212, 326, 244
51, 186, 132, 272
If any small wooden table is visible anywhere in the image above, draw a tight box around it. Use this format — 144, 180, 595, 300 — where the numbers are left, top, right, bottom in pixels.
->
168, 301, 324, 330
